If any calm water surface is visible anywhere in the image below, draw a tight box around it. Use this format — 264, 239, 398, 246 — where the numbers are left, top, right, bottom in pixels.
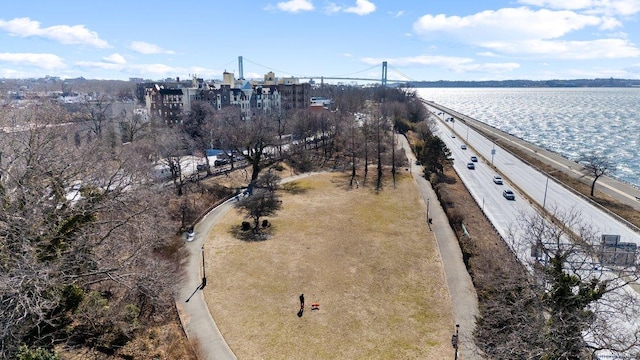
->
416, 88, 640, 188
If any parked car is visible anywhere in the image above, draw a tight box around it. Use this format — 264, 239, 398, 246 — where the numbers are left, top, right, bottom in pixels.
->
503, 189, 515, 200
461, 145, 467, 150
493, 175, 503, 184
470, 156, 478, 162
186, 230, 196, 242
467, 162, 475, 169
214, 158, 230, 166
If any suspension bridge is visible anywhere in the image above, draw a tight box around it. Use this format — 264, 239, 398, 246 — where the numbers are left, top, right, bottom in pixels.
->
234, 56, 412, 86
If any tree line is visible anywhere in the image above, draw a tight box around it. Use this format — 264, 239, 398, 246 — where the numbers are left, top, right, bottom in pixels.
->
0, 84, 426, 358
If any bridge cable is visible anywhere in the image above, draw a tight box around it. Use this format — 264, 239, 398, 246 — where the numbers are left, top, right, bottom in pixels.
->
325, 63, 380, 78
242, 57, 304, 78
213, 58, 238, 73
387, 64, 414, 82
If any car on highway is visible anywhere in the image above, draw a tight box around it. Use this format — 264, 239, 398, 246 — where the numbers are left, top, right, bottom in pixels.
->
461, 144, 467, 150
493, 175, 503, 184
451, 134, 456, 138
470, 156, 478, 162
467, 162, 475, 169
503, 189, 515, 200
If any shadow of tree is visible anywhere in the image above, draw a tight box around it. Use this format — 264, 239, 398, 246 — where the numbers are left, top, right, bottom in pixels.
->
281, 182, 307, 194
229, 224, 273, 242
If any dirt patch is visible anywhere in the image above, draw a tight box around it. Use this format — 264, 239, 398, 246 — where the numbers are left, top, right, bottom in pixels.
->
203, 171, 455, 359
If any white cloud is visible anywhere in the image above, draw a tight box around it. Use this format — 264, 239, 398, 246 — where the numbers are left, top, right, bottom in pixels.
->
598, 16, 623, 30
411, 7, 640, 60
517, 0, 640, 16
388, 10, 404, 18
344, 0, 376, 15
498, 38, 640, 59
0, 17, 109, 48
414, 7, 604, 42
324, 2, 342, 14
130, 41, 175, 55
0, 52, 65, 70
276, 0, 314, 13
73, 60, 222, 80
103, 53, 126, 64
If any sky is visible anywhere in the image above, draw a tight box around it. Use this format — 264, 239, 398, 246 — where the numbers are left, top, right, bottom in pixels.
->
2, 0, 640, 82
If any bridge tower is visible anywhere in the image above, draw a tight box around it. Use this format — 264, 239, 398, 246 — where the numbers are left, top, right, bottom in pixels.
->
238, 56, 244, 80
381, 61, 388, 87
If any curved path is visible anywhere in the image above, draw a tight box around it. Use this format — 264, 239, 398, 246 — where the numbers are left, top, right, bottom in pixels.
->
175, 173, 317, 359
176, 147, 483, 359
399, 135, 482, 359
175, 196, 238, 360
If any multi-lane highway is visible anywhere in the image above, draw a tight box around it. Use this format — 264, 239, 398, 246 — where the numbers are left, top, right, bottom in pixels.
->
425, 104, 640, 357
429, 106, 640, 258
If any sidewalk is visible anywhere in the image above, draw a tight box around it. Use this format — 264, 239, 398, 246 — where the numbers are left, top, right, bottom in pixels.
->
175, 172, 317, 360
399, 135, 482, 359
175, 198, 238, 360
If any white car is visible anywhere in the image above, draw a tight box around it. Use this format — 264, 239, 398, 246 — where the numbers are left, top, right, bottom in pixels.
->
493, 175, 503, 185
186, 230, 196, 242
503, 189, 515, 200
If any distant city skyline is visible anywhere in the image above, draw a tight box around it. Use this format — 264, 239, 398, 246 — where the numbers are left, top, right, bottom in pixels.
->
2, 0, 640, 82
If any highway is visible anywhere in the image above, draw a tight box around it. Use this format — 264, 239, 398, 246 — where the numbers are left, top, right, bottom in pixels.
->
426, 104, 640, 356
429, 106, 640, 255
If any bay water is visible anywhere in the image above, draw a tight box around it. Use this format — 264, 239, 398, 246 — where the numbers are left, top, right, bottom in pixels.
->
416, 87, 640, 188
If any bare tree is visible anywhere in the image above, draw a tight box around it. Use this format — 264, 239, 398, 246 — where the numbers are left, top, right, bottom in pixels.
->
121, 111, 148, 143
81, 94, 114, 139
183, 101, 216, 175
225, 112, 278, 186
580, 152, 617, 197
480, 207, 640, 358
0, 107, 178, 357
235, 172, 282, 234
154, 129, 193, 196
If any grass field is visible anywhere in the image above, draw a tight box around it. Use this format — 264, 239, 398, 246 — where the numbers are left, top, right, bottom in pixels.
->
203, 171, 455, 359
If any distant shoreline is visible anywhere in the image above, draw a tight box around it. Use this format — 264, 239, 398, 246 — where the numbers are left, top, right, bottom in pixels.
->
406, 78, 640, 88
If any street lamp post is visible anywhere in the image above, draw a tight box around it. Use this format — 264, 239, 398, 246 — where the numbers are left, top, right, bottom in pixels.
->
543, 176, 550, 209
451, 324, 460, 360
427, 198, 432, 230
186, 247, 207, 302
491, 143, 495, 165
201, 245, 207, 289
543, 170, 561, 210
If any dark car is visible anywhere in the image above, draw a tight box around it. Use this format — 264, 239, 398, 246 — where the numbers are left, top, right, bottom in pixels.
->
470, 156, 478, 162
503, 189, 515, 200
214, 158, 230, 166
467, 162, 475, 169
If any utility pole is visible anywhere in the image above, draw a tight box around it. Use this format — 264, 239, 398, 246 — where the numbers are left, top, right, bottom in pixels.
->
451, 324, 459, 360
201, 245, 207, 289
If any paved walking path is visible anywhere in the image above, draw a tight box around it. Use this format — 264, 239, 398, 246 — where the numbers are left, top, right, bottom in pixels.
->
175, 197, 238, 360
175, 173, 317, 360
399, 135, 483, 360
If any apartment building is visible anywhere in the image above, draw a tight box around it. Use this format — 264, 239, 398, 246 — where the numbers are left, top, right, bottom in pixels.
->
142, 71, 310, 123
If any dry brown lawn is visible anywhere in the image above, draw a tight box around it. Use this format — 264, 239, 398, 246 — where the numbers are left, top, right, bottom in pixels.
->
203, 171, 454, 359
